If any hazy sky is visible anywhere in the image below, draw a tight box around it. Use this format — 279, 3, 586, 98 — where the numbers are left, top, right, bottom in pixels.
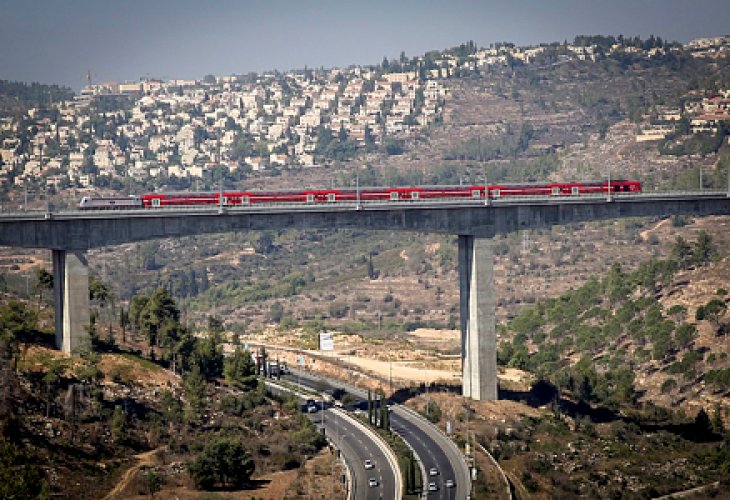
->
2, 0, 728, 90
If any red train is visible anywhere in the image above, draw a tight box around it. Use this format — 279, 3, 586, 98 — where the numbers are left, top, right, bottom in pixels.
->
77, 180, 642, 209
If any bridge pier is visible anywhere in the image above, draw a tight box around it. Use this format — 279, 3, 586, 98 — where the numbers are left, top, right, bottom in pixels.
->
458, 235, 497, 401
52, 250, 90, 354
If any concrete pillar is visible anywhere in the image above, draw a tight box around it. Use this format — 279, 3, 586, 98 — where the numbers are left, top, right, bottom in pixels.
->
52, 250, 90, 354
458, 235, 497, 401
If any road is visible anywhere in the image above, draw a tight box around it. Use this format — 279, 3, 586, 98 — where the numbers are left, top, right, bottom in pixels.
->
323, 408, 397, 500
287, 369, 470, 499
266, 379, 398, 499
391, 406, 465, 499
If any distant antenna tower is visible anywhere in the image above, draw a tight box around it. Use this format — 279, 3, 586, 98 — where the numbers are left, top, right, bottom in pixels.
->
86, 70, 92, 87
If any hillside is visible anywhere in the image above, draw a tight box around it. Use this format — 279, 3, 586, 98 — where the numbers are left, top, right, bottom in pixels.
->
0, 295, 335, 498
0, 79, 73, 117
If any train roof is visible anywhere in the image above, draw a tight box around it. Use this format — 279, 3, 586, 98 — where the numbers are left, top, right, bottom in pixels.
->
143, 179, 638, 196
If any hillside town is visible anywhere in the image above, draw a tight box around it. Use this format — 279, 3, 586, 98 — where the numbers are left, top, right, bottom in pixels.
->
0, 35, 728, 194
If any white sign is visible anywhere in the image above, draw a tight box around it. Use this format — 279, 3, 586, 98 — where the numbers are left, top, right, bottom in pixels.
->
319, 332, 334, 351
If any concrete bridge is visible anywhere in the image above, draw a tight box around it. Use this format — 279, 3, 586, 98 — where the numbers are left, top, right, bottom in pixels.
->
2, 191, 729, 400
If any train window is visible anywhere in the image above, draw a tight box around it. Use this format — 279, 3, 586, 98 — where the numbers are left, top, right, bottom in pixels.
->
241, 196, 249, 205
306, 194, 314, 203
551, 187, 560, 196
390, 192, 399, 201
411, 191, 419, 200
327, 193, 336, 202
493, 189, 501, 198
221, 197, 228, 206
571, 186, 579, 195
152, 198, 160, 207
472, 189, 481, 198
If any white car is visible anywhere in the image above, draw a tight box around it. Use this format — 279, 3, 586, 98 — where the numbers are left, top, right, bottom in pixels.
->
445, 479, 455, 488
364, 459, 374, 469
429, 467, 439, 476
368, 477, 378, 487
428, 482, 438, 491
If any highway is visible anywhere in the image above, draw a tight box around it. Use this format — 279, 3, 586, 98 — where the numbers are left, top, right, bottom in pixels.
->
324, 408, 397, 500
287, 369, 470, 499
266, 379, 398, 499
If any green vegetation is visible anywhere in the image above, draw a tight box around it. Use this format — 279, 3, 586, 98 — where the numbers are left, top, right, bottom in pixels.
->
0, 441, 49, 498
188, 436, 255, 490
500, 231, 723, 408
0, 79, 73, 116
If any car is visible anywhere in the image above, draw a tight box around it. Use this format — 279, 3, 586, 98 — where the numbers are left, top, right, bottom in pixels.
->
307, 404, 318, 413
429, 467, 439, 476
364, 459, 374, 469
445, 479, 455, 488
368, 478, 378, 487
428, 482, 438, 492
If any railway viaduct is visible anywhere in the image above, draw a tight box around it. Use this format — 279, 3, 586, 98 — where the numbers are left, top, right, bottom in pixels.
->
1, 191, 729, 401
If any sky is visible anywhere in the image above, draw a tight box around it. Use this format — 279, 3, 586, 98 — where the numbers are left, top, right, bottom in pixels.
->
1, 0, 729, 91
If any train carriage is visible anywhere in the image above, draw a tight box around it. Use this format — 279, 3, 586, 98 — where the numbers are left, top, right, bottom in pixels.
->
78, 180, 642, 209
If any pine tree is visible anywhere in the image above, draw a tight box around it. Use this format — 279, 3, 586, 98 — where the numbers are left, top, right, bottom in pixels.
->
111, 405, 126, 443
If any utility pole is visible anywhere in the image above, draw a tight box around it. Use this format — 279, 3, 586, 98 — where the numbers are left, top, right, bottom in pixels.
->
389, 351, 393, 395
356, 175, 361, 209
699, 166, 703, 191
484, 165, 490, 206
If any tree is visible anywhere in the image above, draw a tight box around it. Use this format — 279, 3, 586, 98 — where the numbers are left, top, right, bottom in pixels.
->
269, 302, 284, 323
188, 436, 255, 490
224, 347, 258, 390
183, 365, 207, 425
253, 233, 275, 254
191, 335, 224, 381
137, 289, 181, 348
159, 389, 183, 427
34, 268, 53, 309
671, 236, 692, 269
700, 299, 728, 331
692, 230, 716, 265
111, 405, 126, 444
89, 277, 114, 343
129, 294, 148, 326
42, 358, 68, 418
675, 323, 697, 346
0, 441, 49, 498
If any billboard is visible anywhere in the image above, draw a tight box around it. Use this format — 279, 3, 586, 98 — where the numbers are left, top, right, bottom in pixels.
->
319, 331, 334, 351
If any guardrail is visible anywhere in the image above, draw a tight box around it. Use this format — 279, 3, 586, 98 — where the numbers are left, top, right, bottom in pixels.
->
335, 408, 403, 500
394, 404, 472, 500
264, 380, 354, 500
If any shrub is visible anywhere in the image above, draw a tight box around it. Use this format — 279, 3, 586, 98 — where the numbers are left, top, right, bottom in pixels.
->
660, 378, 678, 394
422, 400, 442, 423
188, 436, 255, 490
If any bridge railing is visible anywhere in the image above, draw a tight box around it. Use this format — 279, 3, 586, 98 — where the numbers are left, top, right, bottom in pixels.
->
0, 190, 727, 218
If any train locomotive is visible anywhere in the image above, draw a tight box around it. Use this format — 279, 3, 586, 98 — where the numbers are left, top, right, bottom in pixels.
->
77, 179, 642, 209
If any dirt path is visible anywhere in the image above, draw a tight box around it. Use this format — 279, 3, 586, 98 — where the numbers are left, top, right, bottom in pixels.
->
102, 447, 163, 500
640, 217, 670, 241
